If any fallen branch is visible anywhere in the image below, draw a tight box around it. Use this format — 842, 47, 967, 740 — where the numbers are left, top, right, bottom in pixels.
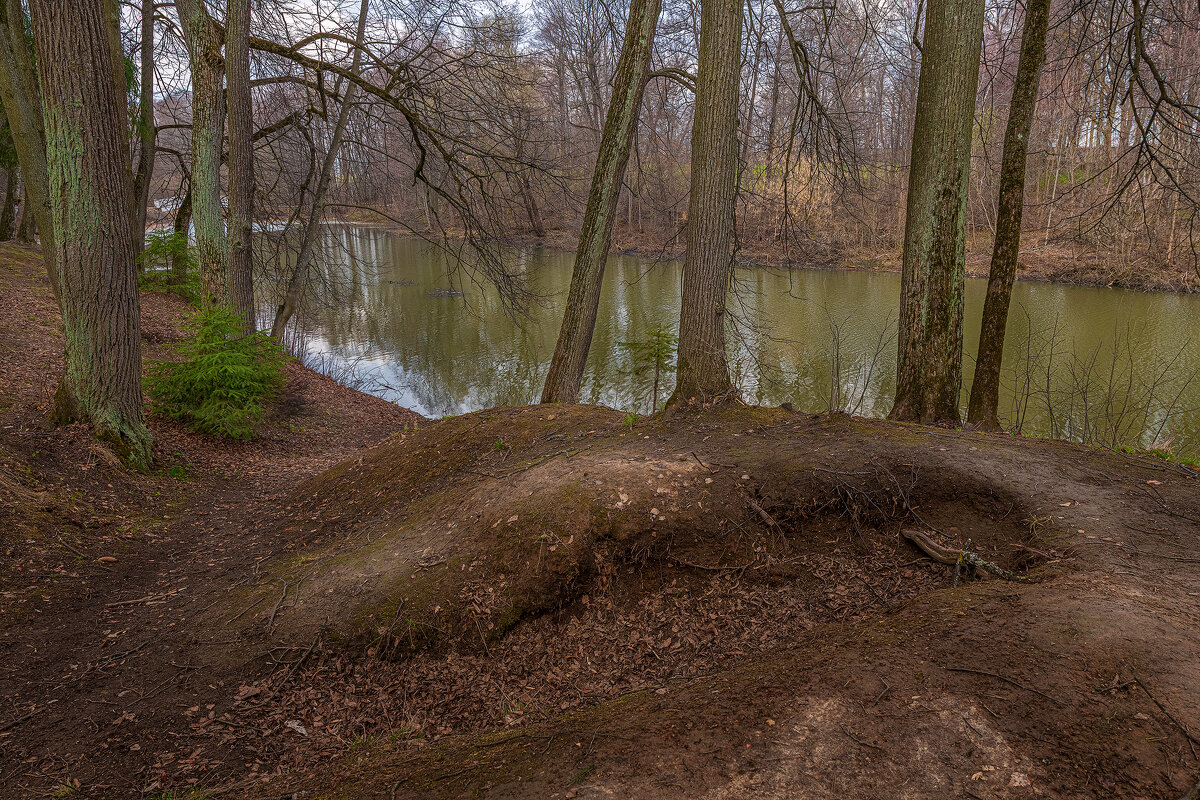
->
945, 666, 1065, 706
902, 529, 1026, 582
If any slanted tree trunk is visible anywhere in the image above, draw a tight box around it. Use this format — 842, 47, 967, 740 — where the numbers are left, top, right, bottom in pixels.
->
0, 163, 16, 240
131, 0, 155, 259
176, 0, 228, 305
31, 0, 151, 467
889, 0, 985, 424
967, 0, 1049, 430
669, 0, 742, 406
225, 0, 255, 330
270, 0, 369, 340
0, 0, 58, 300
540, 0, 662, 404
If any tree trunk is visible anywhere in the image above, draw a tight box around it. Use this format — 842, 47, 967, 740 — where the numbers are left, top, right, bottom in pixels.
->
540, 0, 662, 404
889, 0, 985, 424
0, 163, 16, 240
176, 0, 228, 305
966, 0, 1049, 430
225, 0, 255, 330
270, 0, 369, 340
31, 0, 151, 467
0, 0, 58, 300
669, 0, 742, 406
172, 183, 193, 282
15, 176, 32, 241
131, 0, 155, 260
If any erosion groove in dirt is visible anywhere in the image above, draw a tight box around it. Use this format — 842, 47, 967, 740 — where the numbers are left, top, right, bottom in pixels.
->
214, 407, 1043, 661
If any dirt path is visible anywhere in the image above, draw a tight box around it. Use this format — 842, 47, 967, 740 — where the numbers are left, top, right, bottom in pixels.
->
0, 246, 419, 796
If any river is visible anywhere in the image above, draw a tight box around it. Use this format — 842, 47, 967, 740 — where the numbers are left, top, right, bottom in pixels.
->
266, 224, 1200, 457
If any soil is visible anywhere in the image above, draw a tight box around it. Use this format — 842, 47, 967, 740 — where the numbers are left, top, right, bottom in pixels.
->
1, 243, 1199, 800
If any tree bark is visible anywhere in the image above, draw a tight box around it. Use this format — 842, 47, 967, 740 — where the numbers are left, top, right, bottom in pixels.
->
889, 0, 985, 424
0, 0, 58, 300
176, 0, 228, 305
0, 163, 16, 240
225, 0, 255, 330
131, 0, 155, 261
31, 0, 152, 467
172, 182, 193, 282
15, 176, 31, 241
669, 0, 742, 406
540, 0, 662, 404
966, 0, 1049, 430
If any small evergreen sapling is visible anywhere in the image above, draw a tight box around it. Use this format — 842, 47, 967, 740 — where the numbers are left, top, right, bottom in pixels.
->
619, 323, 677, 413
147, 306, 289, 439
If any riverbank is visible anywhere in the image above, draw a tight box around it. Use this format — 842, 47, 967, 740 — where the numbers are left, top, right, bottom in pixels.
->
336, 207, 1200, 294
1, 244, 1198, 799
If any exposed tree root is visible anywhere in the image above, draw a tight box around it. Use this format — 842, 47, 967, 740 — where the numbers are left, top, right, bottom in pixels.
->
902, 528, 1026, 582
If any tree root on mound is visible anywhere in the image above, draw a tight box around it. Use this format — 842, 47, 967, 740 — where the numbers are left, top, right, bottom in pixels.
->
901, 528, 1026, 583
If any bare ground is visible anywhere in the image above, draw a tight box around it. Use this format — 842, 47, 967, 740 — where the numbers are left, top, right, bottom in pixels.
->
1, 244, 1198, 799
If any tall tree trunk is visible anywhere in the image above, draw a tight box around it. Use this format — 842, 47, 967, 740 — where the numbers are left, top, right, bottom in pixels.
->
966, 0, 1049, 430
0, 0, 58, 300
31, 0, 151, 467
669, 0, 742, 406
889, 0, 985, 424
541, 0, 662, 404
176, 0, 228, 305
172, 183, 193, 282
270, 0, 369, 340
131, 0, 155, 260
0, 163, 16, 240
225, 0, 255, 330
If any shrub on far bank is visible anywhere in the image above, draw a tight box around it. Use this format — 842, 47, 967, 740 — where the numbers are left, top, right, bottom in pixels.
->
148, 306, 289, 439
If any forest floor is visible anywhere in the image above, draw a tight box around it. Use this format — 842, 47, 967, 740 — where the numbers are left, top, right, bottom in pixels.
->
1, 242, 1199, 800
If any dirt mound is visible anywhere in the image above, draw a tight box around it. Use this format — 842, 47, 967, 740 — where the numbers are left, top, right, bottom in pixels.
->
208, 406, 1200, 800
212, 406, 1042, 660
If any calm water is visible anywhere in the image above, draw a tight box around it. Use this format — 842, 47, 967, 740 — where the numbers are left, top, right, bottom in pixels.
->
267, 224, 1200, 456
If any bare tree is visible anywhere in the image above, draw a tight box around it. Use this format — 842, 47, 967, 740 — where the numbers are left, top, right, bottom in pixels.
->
670, 0, 742, 406
541, 0, 663, 404
890, 0, 986, 424
32, 0, 151, 466
968, 0, 1050, 429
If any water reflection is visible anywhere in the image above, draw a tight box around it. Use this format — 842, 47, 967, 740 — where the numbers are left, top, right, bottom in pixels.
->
261, 224, 1200, 456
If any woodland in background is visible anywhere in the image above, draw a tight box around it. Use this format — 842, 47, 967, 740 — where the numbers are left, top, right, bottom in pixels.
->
0, 0, 1196, 463
121, 0, 1200, 290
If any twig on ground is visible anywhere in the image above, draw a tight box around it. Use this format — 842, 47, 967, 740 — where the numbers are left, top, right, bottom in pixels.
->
945, 666, 1064, 706
839, 723, 883, 750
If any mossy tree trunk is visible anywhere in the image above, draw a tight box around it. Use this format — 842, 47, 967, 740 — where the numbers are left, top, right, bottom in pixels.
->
889, 0, 985, 424
0, 0, 58, 301
966, 0, 1049, 430
31, 0, 151, 467
176, 0, 228, 306
130, 0, 155, 262
540, 0, 662, 404
669, 0, 741, 406
225, 0, 256, 330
